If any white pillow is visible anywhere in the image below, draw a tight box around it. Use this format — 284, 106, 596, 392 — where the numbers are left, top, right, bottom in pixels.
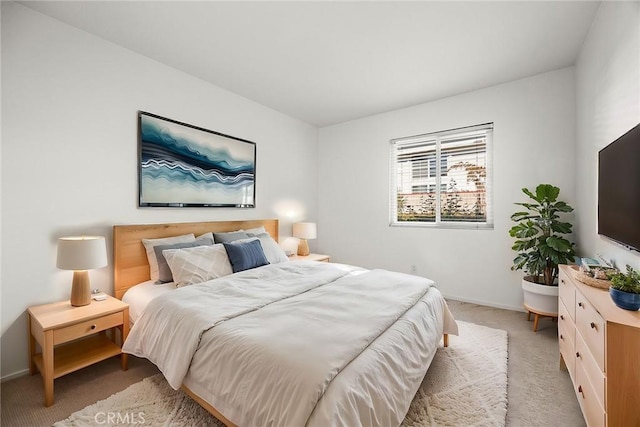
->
162, 244, 233, 287
239, 233, 289, 264
142, 234, 196, 281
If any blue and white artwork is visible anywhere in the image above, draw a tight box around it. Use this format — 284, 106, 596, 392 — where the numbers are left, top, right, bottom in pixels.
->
138, 112, 256, 207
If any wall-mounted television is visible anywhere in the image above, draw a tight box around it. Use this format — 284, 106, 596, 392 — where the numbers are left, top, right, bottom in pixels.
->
598, 123, 640, 251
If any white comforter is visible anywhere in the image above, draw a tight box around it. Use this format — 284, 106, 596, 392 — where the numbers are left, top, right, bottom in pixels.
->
123, 261, 456, 427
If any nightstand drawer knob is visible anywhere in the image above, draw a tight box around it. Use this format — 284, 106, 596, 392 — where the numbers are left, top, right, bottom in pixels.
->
576, 351, 581, 358
90, 324, 97, 330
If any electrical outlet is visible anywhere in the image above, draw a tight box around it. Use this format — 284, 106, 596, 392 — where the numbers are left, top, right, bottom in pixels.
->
411, 265, 417, 274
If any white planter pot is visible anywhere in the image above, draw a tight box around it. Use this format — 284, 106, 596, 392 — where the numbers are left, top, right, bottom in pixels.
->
522, 276, 559, 316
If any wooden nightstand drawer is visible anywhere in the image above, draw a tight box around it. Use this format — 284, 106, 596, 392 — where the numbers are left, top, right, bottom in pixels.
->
575, 290, 606, 372
54, 312, 123, 345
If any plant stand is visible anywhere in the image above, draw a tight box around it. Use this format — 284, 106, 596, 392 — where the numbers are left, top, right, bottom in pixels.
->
523, 303, 558, 332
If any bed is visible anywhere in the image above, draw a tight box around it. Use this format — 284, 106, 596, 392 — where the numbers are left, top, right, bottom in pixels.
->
114, 219, 457, 427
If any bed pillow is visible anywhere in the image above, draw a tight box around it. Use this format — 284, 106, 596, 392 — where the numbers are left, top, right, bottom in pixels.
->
213, 231, 250, 243
142, 234, 196, 281
241, 233, 289, 264
162, 244, 233, 287
243, 226, 267, 235
223, 239, 269, 273
196, 232, 214, 242
153, 234, 215, 283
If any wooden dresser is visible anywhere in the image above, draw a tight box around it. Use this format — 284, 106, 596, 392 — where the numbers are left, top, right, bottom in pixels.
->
558, 264, 640, 427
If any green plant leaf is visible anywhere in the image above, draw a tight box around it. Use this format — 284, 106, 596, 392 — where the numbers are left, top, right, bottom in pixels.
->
551, 221, 573, 234
553, 201, 574, 212
511, 212, 534, 222
511, 222, 539, 238
536, 184, 560, 202
546, 236, 572, 252
522, 187, 537, 201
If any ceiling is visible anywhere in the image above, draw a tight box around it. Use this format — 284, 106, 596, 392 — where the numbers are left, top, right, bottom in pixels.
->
20, 1, 601, 127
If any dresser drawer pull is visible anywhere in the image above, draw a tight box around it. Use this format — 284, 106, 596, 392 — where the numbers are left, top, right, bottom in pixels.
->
590, 322, 596, 330
560, 334, 564, 340
90, 324, 97, 330
560, 315, 565, 320
576, 351, 581, 359
578, 385, 584, 398
578, 302, 583, 308
561, 279, 565, 284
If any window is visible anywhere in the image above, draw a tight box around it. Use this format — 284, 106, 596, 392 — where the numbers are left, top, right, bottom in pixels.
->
390, 123, 493, 228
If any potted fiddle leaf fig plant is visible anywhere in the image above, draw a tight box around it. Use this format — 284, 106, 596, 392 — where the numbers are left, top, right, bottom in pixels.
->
609, 265, 640, 311
509, 184, 576, 317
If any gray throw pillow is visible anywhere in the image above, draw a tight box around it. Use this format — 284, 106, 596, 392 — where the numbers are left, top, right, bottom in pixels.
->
153, 234, 214, 283
213, 231, 250, 243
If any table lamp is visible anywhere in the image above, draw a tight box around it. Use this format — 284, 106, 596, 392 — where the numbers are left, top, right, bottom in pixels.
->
293, 222, 317, 256
57, 236, 108, 306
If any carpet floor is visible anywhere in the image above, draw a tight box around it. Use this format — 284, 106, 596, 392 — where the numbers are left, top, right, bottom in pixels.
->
1, 299, 585, 426
53, 321, 507, 427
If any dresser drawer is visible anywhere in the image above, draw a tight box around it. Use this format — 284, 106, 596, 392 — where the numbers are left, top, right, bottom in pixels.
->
558, 300, 575, 348
576, 331, 605, 409
575, 290, 606, 372
559, 270, 575, 321
576, 362, 606, 427
559, 320, 576, 381
54, 312, 123, 345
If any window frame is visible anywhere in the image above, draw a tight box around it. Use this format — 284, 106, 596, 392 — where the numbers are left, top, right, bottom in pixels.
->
389, 123, 494, 230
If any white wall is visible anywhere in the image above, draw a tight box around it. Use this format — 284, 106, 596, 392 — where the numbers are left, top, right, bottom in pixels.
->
318, 68, 576, 311
1, 2, 318, 379
575, 1, 640, 270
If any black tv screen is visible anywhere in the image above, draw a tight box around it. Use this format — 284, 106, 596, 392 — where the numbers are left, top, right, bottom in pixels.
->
598, 123, 640, 251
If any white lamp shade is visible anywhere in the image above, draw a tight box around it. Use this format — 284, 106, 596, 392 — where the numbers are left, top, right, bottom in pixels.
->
57, 236, 108, 271
293, 222, 317, 240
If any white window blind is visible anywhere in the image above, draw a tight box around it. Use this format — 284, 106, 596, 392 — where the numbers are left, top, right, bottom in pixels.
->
390, 123, 493, 229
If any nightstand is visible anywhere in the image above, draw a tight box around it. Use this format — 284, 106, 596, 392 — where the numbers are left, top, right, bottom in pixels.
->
289, 253, 330, 262
27, 295, 129, 406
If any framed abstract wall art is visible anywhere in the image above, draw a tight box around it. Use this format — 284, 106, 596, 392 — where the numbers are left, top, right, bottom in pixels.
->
138, 111, 256, 208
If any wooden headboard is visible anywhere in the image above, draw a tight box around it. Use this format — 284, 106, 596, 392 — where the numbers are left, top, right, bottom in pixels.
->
112, 219, 279, 300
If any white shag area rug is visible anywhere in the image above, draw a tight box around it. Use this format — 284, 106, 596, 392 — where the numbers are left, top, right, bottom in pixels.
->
55, 321, 507, 427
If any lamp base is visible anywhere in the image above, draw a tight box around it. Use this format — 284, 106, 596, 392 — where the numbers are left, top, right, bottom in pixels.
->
70, 271, 91, 307
297, 239, 310, 256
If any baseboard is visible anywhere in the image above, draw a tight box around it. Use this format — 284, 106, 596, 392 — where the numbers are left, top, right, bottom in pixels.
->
443, 294, 524, 313
1, 368, 29, 383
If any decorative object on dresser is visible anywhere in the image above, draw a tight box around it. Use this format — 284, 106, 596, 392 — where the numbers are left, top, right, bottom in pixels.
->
289, 253, 330, 262
558, 264, 640, 426
56, 236, 108, 307
27, 296, 129, 407
509, 184, 576, 331
292, 222, 317, 256
608, 265, 640, 311
138, 111, 256, 208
